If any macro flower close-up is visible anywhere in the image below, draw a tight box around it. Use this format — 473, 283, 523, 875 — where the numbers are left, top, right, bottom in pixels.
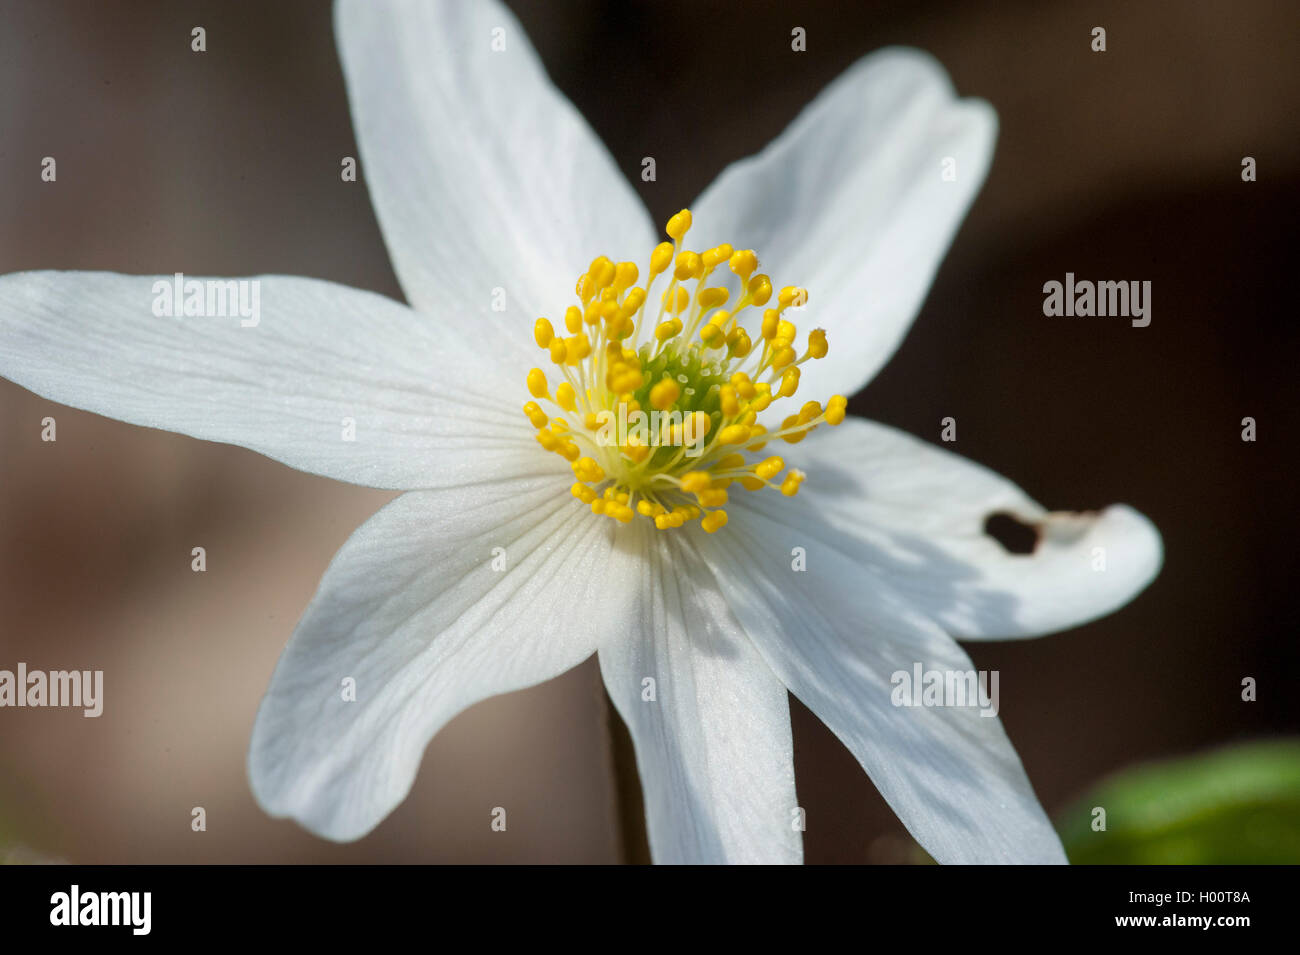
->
0, 0, 1163, 865
2, 0, 1295, 892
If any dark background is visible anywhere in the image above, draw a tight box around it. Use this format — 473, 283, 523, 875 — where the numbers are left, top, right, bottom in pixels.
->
0, 0, 1296, 863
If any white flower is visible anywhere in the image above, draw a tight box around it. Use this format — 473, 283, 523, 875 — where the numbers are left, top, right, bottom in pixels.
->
0, 0, 1161, 864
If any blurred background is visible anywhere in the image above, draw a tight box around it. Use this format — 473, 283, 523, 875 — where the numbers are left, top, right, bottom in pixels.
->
0, 0, 1297, 863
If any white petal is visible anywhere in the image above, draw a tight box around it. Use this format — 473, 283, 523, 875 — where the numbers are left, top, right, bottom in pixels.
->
598, 525, 801, 864
701, 509, 1066, 864
689, 47, 996, 399
335, 0, 655, 362
249, 474, 637, 841
747, 416, 1162, 639
0, 270, 543, 490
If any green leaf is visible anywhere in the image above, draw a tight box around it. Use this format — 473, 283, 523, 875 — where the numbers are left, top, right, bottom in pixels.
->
1057, 739, 1300, 864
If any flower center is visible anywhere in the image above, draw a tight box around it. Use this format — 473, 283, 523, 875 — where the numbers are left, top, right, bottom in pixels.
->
522, 208, 846, 532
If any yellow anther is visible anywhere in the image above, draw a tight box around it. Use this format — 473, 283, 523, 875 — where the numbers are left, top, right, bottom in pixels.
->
666, 209, 692, 241
611, 376, 641, 397
755, 456, 784, 481
699, 315, 728, 347
605, 313, 630, 341
666, 411, 711, 447
527, 368, 549, 398
622, 442, 651, 464
621, 286, 646, 317
650, 241, 674, 275
772, 346, 798, 370
680, 471, 713, 493
548, 338, 567, 363
523, 401, 549, 429
780, 470, 805, 496
732, 373, 756, 399
718, 424, 752, 445
536, 429, 559, 451
778, 367, 800, 398
583, 411, 600, 431
674, 251, 703, 281
555, 382, 577, 412
558, 440, 580, 462
697, 488, 728, 508
614, 261, 639, 293
825, 395, 848, 425
650, 377, 681, 411
655, 318, 683, 341
702, 244, 734, 269
780, 414, 809, 444
798, 400, 823, 424
573, 457, 605, 483
534, 318, 554, 348
775, 319, 797, 345
807, 328, 828, 359
698, 286, 729, 309
717, 453, 746, 470
701, 510, 729, 533
719, 385, 740, 417
565, 333, 592, 364
729, 249, 757, 279
778, 286, 809, 309
761, 309, 780, 341
726, 327, 752, 358
663, 286, 690, 314
563, 306, 582, 334
591, 498, 606, 515
590, 257, 615, 292
746, 424, 769, 451
571, 483, 597, 504
748, 274, 773, 306
607, 362, 643, 394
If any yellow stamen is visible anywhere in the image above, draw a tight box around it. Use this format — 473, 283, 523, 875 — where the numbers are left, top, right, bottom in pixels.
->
521, 208, 845, 531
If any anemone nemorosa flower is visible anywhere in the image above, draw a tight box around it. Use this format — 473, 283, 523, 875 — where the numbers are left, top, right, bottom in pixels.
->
0, 0, 1161, 863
